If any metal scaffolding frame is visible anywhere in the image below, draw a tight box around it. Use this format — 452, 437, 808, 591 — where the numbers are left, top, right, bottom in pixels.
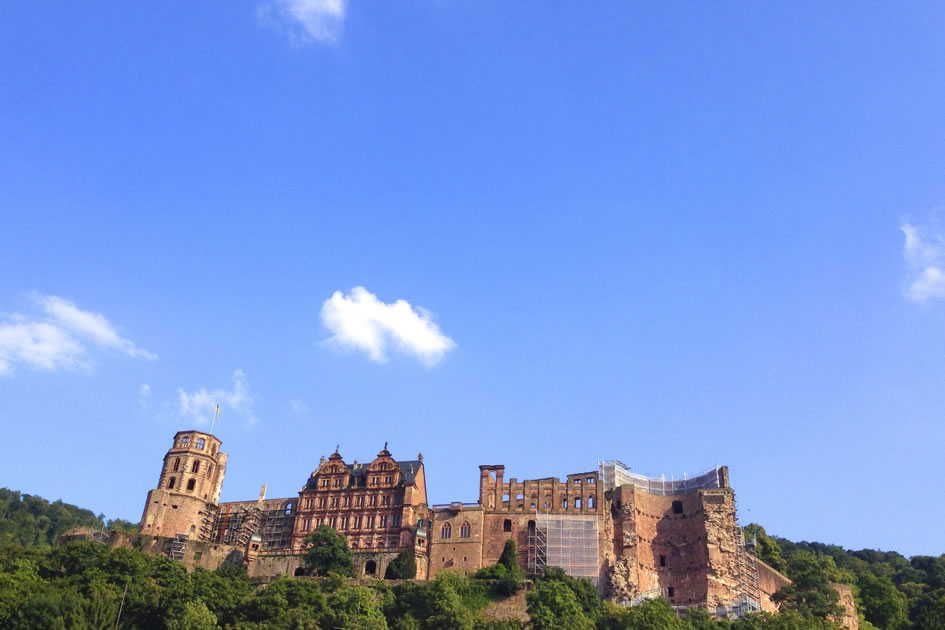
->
529, 513, 600, 584
169, 533, 188, 562
599, 460, 724, 496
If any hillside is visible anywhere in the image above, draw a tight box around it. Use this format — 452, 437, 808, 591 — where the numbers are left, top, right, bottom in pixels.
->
0, 489, 942, 629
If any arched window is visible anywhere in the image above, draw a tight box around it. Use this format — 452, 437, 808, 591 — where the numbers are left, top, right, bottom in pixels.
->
196, 438, 205, 450
207, 464, 214, 479
168, 477, 176, 489
294, 567, 306, 577
365, 560, 377, 576
173, 457, 180, 472
588, 496, 595, 509
441, 523, 452, 539
181, 436, 190, 447
192, 461, 200, 473
460, 522, 471, 538
503, 519, 512, 532
285, 503, 293, 515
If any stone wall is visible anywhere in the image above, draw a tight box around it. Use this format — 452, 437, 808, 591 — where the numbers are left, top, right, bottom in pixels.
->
757, 559, 791, 613
831, 583, 860, 630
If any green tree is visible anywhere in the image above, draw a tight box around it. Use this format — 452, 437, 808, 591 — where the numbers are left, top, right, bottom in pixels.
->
855, 571, 908, 629
167, 599, 218, 630
426, 574, 476, 630
526, 579, 594, 630
498, 539, 518, 571
385, 549, 418, 580
743, 524, 787, 574
302, 524, 354, 577
772, 551, 844, 620
323, 585, 389, 630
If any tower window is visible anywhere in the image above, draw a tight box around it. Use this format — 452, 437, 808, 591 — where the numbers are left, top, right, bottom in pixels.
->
168, 477, 176, 489
181, 436, 190, 447
186, 479, 196, 491
196, 438, 205, 450
503, 519, 512, 532
672, 501, 683, 514
173, 457, 180, 472
441, 523, 451, 539
668, 586, 675, 598
660, 555, 666, 567
192, 461, 200, 474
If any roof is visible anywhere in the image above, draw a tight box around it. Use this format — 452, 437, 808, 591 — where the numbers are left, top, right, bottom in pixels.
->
303, 459, 423, 491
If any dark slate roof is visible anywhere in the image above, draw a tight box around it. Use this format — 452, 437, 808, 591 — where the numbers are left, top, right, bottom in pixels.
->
303, 460, 422, 491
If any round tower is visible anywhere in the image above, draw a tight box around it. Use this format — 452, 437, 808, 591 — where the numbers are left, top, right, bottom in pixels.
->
140, 430, 228, 539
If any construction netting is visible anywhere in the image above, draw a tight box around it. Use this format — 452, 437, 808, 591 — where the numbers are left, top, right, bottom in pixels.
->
535, 514, 599, 582
599, 460, 723, 496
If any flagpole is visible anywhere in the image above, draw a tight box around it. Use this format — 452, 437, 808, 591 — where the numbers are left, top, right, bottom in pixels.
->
209, 402, 220, 436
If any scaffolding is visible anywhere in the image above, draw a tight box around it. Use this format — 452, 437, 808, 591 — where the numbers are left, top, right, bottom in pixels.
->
733, 523, 761, 616
168, 533, 188, 562
530, 514, 600, 584
599, 460, 724, 496
259, 507, 295, 551
211, 505, 260, 547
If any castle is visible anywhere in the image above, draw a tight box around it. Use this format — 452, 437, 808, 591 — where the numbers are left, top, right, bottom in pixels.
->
139, 429, 790, 616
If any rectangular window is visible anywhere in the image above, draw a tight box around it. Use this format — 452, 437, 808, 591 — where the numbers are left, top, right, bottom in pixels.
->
367, 516, 375, 529
660, 555, 666, 567
192, 461, 200, 473
382, 496, 390, 506
355, 516, 362, 529
334, 478, 342, 487
356, 496, 364, 507
392, 514, 401, 527
394, 495, 403, 505
562, 498, 568, 509
343, 496, 351, 507
380, 515, 388, 528
330, 497, 339, 507
369, 496, 377, 506
318, 498, 327, 508
303, 518, 311, 531
316, 518, 323, 526
329, 517, 337, 528
342, 516, 349, 529
305, 498, 314, 509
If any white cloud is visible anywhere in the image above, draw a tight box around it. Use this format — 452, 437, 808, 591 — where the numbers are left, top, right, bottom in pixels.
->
178, 369, 258, 427
289, 399, 308, 414
902, 223, 945, 302
320, 286, 455, 365
258, 0, 345, 45
139, 383, 152, 404
0, 294, 155, 376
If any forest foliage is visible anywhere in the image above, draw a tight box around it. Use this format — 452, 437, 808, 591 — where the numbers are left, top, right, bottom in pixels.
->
0, 489, 943, 629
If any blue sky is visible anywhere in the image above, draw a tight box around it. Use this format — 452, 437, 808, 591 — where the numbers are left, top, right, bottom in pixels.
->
2, 2, 944, 557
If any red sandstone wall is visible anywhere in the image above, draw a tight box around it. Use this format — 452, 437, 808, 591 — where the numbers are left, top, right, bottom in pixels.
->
757, 559, 791, 613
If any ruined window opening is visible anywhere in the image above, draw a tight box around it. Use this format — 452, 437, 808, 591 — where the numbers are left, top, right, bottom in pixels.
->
196, 438, 205, 450
672, 501, 683, 514
186, 479, 196, 491
562, 498, 568, 509
173, 457, 180, 472
588, 496, 595, 509
587, 477, 595, 484
489, 471, 496, 481
503, 519, 512, 532
502, 494, 510, 503
192, 461, 200, 473
168, 477, 176, 489
181, 436, 190, 447
575, 479, 582, 484
460, 522, 470, 538
207, 464, 213, 479
441, 523, 452, 539
294, 567, 306, 577
516, 493, 524, 501
660, 555, 666, 567
365, 560, 377, 576
285, 503, 293, 515
668, 586, 675, 598
530, 504, 536, 509
575, 498, 582, 509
